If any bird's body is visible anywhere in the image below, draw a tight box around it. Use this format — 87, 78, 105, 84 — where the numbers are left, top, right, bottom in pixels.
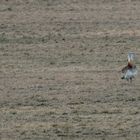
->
121, 52, 137, 82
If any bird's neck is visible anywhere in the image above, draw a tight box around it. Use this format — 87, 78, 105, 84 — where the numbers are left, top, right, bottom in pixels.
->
128, 62, 133, 68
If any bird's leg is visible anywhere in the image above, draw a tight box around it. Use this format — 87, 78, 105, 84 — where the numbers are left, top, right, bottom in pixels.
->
130, 77, 132, 83
121, 76, 124, 79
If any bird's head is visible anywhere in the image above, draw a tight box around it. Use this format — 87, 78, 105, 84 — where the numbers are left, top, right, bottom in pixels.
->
128, 52, 135, 65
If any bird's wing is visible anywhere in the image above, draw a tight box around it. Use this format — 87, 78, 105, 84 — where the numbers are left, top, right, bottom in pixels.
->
121, 65, 128, 73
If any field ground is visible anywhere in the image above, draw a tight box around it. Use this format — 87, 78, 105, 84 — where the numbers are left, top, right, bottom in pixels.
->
0, 0, 140, 139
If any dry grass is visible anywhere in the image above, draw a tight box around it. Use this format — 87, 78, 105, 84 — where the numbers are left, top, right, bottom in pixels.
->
0, 0, 140, 139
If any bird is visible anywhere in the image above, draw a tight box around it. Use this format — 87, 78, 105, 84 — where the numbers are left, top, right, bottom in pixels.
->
121, 52, 137, 82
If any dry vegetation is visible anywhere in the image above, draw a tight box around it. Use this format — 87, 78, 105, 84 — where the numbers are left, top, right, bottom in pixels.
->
0, 0, 140, 139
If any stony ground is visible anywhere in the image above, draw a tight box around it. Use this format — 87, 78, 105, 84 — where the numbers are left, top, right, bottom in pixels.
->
0, 0, 140, 139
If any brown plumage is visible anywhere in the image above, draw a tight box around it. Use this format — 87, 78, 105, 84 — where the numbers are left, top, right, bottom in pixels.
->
122, 62, 136, 73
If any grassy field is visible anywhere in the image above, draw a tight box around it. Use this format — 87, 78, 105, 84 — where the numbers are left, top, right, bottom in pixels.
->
0, 0, 140, 139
